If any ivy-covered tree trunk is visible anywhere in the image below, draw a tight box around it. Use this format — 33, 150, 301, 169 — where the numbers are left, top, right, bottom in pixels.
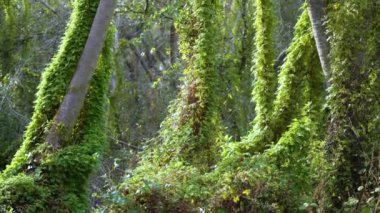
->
251, 0, 277, 129
150, 0, 224, 167
325, 0, 380, 209
46, 0, 116, 149
217, 6, 325, 210
0, 0, 115, 211
239, 2, 323, 154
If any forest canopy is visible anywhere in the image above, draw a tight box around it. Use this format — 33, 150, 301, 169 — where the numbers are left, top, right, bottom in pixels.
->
0, 0, 379, 212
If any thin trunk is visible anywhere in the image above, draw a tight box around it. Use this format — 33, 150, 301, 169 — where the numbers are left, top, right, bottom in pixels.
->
307, 0, 330, 87
46, 0, 116, 149
169, 22, 178, 65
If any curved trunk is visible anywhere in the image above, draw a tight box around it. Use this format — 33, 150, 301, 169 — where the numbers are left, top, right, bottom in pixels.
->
241, 6, 324, 153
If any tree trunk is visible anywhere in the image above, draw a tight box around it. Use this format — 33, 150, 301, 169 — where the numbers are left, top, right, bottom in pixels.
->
46, 0, 116, 149
169, 22, 178, 65
325, 1, 379, 209
252, 0, 277, 128
307, 0, 330, 87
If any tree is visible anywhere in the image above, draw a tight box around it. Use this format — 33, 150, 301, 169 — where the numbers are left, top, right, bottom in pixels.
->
307, 0, 330, 86
111, 0, 225, 210
0, 0, 115, 211
325, 0, 380, 209
1, 0, 379, 211
251, 0, 277, 130
46, 0, 116, 149
115, 3, 326, 211
148, 0, 224, 167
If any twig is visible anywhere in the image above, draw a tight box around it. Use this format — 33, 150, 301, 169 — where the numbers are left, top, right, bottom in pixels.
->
108, 136, 143, 151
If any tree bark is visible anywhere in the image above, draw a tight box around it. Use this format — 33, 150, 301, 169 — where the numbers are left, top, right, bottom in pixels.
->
307, 0, 330, 87
46, 0, 116, 149
169, 22, 178, 65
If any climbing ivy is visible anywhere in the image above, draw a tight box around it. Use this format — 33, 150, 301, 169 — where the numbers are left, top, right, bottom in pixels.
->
114, 4, 327, 212
211, 7, 326, 211
0, 0, 115, 211
112, 0, 226, 210
2, 0, 100, 176
251, 0, 277, 129
140, 0, 224, 168
238, 4, 324, 154
325, 0, 380, 209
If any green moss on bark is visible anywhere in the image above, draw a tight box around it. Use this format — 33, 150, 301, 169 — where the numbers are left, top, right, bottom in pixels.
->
0, 0, 114, 211
2, 0, 100, 176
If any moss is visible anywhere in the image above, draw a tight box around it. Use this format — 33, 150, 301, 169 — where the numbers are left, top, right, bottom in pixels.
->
116, 5, 327, 212
2, 0, 100, 178
0, 174, 47, 213
0, 0, 114, 211
211, 8, 326, 206
115, 0, 227, 210
38, 29, 114, 211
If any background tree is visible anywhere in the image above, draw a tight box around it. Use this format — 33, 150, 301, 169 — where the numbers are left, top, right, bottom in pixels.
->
0, 0, 71, 170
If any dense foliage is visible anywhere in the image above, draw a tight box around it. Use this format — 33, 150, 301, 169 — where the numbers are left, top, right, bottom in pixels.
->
0, 0, 379, 212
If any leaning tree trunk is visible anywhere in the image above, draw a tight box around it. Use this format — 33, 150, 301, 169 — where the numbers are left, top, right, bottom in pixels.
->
46, 0, 116, 149
0, 0, 115, 211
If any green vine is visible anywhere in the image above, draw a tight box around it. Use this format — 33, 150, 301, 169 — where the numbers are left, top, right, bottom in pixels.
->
0, 0, 115, 211
325, 0, 380, 209
251, 0, 277, 129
